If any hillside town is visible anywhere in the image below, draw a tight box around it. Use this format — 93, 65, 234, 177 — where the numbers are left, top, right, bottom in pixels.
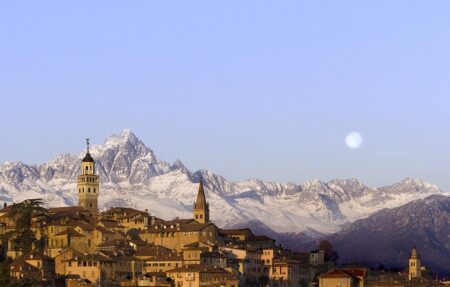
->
0, 142, 446, 287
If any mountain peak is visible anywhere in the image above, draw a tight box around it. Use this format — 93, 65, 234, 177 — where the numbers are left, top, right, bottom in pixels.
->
399, 177, 440, 191
104, 128, 139, 146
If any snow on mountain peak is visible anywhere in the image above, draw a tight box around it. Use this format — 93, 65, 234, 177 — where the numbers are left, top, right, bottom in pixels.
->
0, 129, 443, 234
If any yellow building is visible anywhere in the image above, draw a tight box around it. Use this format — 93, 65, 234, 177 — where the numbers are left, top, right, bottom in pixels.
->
318, 268, 364, 287
9, 251, 55, 282
139, 182, 219, 251
143, 251, 184, 273
220, 246, 265, 284
139, 219, 219, 252
77, 139, 99, 218
100, 207, 150, 231
408, 246, 421, 280
270, 258, 302, 287
167, 264, 239, 287
64, 253, 143, 286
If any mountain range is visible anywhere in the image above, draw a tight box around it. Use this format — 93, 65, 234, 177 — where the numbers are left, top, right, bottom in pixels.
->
325, 194, 450, 274
0, 129, 444, 237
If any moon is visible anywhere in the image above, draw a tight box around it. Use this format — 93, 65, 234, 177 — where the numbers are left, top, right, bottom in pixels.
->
346, 132, 363, 149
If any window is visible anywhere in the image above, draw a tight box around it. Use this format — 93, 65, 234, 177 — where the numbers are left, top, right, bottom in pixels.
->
94, 188, 96, 193
88, 188, 91, 193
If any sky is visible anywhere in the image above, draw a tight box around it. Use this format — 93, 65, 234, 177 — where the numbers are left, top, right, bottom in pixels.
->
0, 1, 449, 191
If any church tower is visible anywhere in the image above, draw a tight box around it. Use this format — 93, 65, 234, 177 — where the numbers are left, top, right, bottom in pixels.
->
77, 139, 99, 217
193, 179, 209, 224
408, 246, 421, 280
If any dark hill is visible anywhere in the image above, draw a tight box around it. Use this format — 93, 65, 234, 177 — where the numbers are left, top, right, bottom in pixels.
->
326, 194, 450, 275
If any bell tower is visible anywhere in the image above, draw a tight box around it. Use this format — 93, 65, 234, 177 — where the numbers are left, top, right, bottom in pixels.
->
77, 138, 99, 217
408, 246, 421, 280
193, 178, 209, 224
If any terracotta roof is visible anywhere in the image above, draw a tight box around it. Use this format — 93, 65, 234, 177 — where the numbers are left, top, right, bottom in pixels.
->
219, 228, 254, 237
252, 235, 275, 242
99, 220, 124, 228
167, 264, 232, 274
103, 207, 147, 218
182, 241, 212, 250
201, 251, 227, 259
54, 228, 84, 237
10, 259, 39, 273
144, 222, 215, 233
341, 268, 368, 277
95, 226, 114, 234
318, 268, 361, 280
64, 252, 112, 262
159, 218, 196, 226
74, 221, 95, 231
23, 251, 53, 261
146, 252, 183, 262
48, 206, 88, 214
135, 246, 172, 257
96, 239, 126, 248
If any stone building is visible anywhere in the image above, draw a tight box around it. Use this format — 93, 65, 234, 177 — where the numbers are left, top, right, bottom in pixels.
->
77, 139, 99, 218
166, 264, 239, 287
409, 246, 421, 280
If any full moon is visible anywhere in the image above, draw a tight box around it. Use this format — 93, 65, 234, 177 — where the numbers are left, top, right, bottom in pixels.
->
346, 132, 363, 149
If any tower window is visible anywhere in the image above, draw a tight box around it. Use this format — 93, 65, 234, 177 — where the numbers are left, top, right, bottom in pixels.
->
85, 166, 88, 171
79, 188, 81, 193
88, 188, 91, 193
93, 188, 96, 193
89, 203, 93, 207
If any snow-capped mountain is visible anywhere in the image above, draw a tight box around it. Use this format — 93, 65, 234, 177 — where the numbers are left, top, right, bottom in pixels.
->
0, 129, 444, 234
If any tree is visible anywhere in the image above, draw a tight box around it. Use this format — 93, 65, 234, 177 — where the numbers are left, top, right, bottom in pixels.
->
6, 199, 47, 255
317, 240, 333, 258
317, 240, 339, 265
0, 260, 11, 286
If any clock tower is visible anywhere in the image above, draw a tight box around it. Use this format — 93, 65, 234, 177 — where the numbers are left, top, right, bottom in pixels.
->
77, 138, 99, 217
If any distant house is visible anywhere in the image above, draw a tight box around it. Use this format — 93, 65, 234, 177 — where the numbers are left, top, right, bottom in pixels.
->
318, 268, 365, 287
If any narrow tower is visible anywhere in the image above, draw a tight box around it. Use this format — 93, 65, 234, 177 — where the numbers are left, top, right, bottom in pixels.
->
408, 246, 421, 280
193, 178, 209, 224
77, 138, 99, 217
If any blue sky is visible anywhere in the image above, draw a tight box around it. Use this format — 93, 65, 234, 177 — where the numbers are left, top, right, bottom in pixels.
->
0, 1, 449, 190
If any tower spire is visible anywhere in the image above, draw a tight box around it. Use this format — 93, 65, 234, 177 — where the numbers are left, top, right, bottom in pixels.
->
86, 138, 90, 154
193, 177, 209, 223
